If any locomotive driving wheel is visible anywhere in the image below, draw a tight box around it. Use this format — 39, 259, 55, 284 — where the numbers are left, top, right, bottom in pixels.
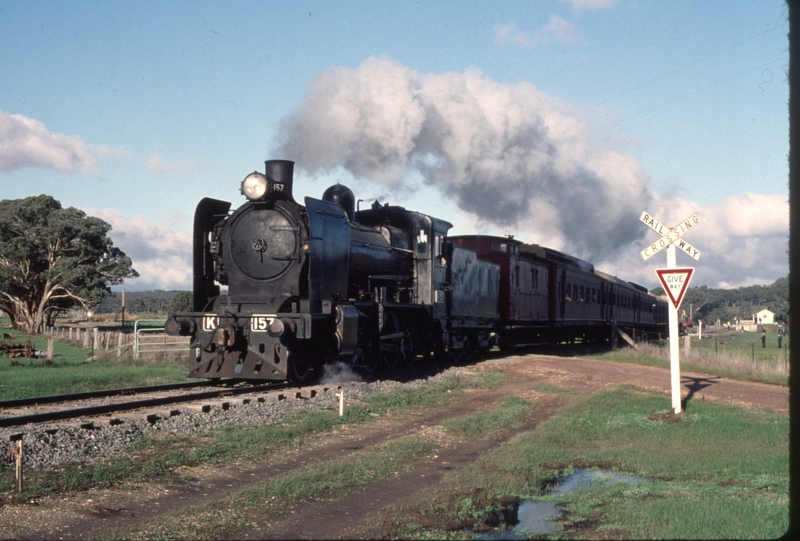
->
379, 311, 401, 371
355, 317, 380, 373
289, 343, 311, 382
400, 315, 418, 368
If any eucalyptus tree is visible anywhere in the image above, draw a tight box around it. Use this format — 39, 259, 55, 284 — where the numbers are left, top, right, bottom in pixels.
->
0, 195, 138, 332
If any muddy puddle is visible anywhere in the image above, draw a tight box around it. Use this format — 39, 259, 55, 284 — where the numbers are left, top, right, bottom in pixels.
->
479, 469, 646, 538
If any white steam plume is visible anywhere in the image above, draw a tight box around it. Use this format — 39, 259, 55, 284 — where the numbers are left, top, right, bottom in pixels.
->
276, 56, 654, 261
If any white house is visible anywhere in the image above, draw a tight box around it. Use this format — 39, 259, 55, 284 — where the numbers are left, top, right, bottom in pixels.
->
755, 309, 775, 325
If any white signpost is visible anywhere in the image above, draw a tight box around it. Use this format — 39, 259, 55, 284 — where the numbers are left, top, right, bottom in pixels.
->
640, 211, 701, 414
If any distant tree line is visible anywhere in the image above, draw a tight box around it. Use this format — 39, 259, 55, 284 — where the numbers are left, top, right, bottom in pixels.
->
652, 276, 789, 325
96, 290, 192, 316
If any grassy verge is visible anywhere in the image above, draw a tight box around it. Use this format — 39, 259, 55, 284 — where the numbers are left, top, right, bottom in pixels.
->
407, 385, 788, 539
141, 434, 440, 540
442, 396, 535, 439
0, 326, 189, 399
589, 331, 789, 386
0, 361, 189, 400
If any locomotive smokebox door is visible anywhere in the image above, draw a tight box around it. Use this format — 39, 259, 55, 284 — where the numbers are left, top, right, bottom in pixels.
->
226, 205, 298, 282
305, 197, 351, 313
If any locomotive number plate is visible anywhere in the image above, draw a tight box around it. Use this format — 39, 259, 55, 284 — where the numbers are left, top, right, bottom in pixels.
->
202, 314, 219, 332
251, 314, 276, 332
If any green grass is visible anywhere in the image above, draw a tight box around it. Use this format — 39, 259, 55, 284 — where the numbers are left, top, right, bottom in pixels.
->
0, 361, 189, 400
442, 396, 534, 438
239, 434, 438, 503
590, 330, 789, 386
0, 325, 189, 399
420, 385, 788, 538
532, 382, 572, 394
560, 480, 789, 539
690, 328, 788, 360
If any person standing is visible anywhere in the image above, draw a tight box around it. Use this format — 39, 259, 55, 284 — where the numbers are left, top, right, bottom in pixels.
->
762, 329, 767, 348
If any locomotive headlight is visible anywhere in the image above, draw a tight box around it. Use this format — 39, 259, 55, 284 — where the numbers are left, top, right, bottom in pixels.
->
241, 172, 269, 201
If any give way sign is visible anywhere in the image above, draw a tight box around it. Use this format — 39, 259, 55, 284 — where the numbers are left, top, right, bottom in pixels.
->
656, 267, 694, 309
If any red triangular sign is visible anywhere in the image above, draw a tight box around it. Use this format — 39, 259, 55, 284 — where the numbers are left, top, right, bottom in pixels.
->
655, 268, 694, 309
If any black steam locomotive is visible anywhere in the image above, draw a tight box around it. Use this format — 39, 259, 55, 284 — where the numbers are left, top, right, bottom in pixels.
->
166, 160, 668, 381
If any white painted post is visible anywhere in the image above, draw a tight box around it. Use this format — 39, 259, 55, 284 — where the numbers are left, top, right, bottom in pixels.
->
666, 245, 682, 414
336, 391, 344, 416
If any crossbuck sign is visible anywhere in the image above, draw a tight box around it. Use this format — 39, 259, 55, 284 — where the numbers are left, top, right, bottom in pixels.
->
639, 212, 701, 261
639, 210, 702, 415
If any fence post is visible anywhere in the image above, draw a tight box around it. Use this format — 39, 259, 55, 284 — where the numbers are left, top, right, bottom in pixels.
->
47, 339, 53, 361
9, 435, 23, 492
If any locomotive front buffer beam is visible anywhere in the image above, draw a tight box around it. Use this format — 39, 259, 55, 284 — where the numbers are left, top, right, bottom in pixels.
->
166, 312, 312, 381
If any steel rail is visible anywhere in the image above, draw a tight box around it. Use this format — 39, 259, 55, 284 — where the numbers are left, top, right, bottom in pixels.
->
0, 382, 291, 428
0, 380, 232, 409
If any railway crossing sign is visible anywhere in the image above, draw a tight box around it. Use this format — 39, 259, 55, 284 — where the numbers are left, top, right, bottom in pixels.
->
655, 267, 694, 309
639, 210, 703, 415
639, 212, 701, 261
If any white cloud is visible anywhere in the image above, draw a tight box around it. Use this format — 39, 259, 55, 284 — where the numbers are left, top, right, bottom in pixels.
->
87, 208, 193, 291
495, 16, 585, 48
560, 0, 619, 14
93, 144, 133, 159
494, 21, 535, 47
146, 153, 201, 176
542, 14, 584, 44
0, 109, 97, 173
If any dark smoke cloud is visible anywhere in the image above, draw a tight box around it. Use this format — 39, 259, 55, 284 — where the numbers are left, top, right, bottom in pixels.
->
276, 56, 654, 260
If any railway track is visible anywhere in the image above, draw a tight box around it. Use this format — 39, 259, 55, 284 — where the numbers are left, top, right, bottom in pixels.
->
0, 380, 294, 428
0, 342, 628, 431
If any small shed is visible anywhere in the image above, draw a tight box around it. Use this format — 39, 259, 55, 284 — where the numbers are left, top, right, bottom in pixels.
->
755, 309, 775, 325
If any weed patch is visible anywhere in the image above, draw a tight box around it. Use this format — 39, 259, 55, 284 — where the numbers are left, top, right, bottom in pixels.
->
442, 396, 535, 438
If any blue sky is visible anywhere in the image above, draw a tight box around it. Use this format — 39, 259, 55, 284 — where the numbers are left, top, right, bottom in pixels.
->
0, 0, 789, 292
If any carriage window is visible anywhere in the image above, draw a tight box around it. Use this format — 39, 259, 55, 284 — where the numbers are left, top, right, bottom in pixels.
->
434, 234, 444, 259
416, 228, 428, 254
490, 240, 508, 253
532, 268, 539, 290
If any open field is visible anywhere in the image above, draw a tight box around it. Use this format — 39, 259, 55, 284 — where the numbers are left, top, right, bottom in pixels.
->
593, 327, 789, 386
0, 322, 190, 400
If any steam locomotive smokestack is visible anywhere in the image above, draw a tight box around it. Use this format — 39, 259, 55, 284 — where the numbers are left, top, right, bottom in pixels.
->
264, 159, 295, 202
